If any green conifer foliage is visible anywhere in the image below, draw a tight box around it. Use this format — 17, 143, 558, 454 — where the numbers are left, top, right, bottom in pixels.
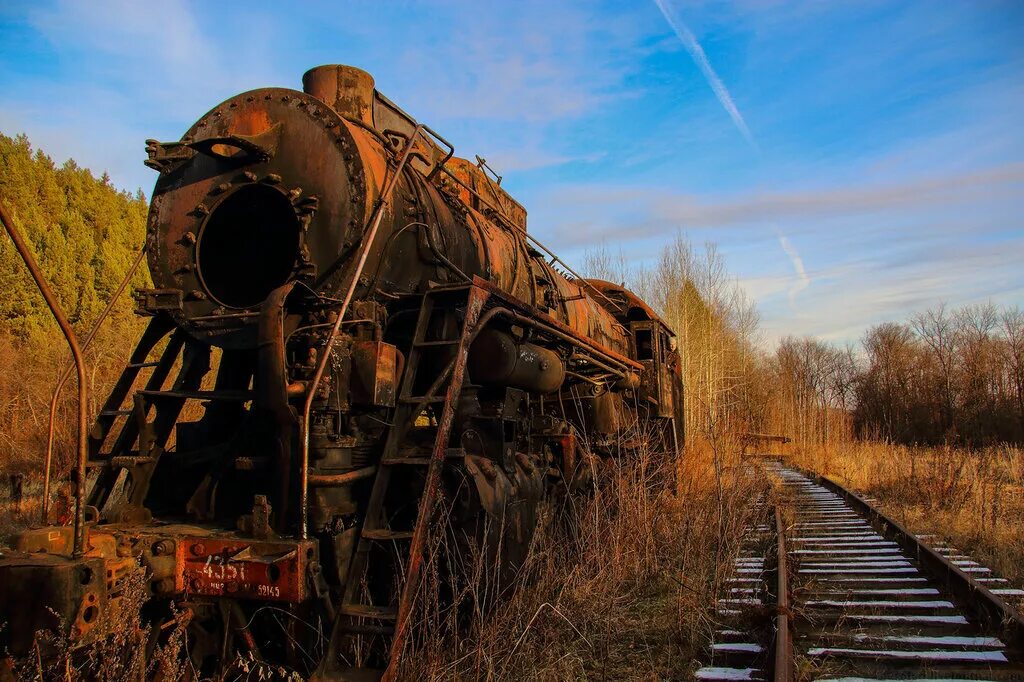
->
0, 133, 152, 472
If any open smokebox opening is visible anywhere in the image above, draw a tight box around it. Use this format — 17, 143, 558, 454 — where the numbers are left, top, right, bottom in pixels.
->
197, 184, 301, 309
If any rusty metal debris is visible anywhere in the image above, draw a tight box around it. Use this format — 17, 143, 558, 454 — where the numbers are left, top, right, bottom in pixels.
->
0, 64, 685, 677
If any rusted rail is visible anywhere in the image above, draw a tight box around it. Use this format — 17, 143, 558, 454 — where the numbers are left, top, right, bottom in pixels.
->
0, 197, 89, 557
773, 507, 793, 682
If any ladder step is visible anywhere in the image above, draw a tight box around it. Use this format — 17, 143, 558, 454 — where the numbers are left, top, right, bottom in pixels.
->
339, 604, 397, 621
88, 455, 155, 469
361, 529, 414, 541
414, 339, 459, 347
127, 361, 161, 369
139, 389, 253, 401
339, 623, 393, 637
100, 409, 133, 417
382, 448, 466, 466
399, 396, 446, 404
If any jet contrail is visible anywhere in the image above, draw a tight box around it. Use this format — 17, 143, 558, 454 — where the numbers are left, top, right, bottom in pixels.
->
777, 230, 811, 307
654, 0, 756, 148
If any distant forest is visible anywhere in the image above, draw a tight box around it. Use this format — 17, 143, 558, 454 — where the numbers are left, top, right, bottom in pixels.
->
0, 133, 149, 471
772, 304, 1024, 448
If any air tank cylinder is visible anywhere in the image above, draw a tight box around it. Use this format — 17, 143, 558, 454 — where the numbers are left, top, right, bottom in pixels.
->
468, 329, 565, 394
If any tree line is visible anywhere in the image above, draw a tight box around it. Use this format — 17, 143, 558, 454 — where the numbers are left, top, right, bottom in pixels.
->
585, 240, 1023, 449
767, 302, 1024, 448
0, 132, 149, 472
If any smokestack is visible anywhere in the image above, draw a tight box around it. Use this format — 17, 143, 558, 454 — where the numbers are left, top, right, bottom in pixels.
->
302, 65, 375, 126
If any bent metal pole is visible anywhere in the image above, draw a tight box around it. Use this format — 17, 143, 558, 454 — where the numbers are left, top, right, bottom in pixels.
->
0, 197, 89, 557
42, 245, 146, 522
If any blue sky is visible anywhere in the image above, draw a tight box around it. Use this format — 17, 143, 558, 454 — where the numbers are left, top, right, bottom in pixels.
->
2, 1, 1022, 345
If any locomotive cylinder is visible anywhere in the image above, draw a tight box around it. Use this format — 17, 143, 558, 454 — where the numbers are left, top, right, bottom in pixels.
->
468, 329, 565, 394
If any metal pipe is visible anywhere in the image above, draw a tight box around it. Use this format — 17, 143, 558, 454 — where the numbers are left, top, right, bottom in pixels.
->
299, 125, 424, 539
502, 309, 634, 376
42, 245, 146, 522
307, 465, 377, 488
0, 198, 89, 557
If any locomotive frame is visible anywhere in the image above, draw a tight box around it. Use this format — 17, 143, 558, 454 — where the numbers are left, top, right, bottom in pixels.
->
0, 65, 683, 680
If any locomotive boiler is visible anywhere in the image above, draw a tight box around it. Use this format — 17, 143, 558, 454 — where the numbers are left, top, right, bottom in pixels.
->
0, 65, 683, 679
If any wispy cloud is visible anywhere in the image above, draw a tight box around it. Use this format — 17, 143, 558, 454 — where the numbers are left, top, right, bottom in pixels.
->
545, 160, 1024, 244
653, 0, 756, 148
776, 230, 810, 308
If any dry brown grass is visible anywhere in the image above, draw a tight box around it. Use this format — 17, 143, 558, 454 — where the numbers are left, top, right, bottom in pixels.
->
396, 437, 768, 681
789, 441, 1024, 587
2, 437, 764, 680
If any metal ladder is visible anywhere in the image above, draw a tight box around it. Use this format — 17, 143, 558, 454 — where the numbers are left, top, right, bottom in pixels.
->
86, 320, 249, 512
320, 282, 490, 679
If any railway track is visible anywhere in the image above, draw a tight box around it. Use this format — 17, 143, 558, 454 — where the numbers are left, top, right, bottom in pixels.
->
697, 461, 1024, 681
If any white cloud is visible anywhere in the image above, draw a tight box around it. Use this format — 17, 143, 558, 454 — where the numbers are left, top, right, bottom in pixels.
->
543, 160, 1024, 245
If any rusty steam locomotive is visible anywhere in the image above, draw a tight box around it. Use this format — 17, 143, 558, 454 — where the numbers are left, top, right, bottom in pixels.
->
0, 65, 683, 678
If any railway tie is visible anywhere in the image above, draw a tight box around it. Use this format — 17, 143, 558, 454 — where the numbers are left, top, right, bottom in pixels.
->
774, 464, 1024, 681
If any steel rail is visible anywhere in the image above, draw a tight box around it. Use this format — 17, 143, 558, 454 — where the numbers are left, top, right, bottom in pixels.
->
299, 125, 423, 540
0, 197, 89, 557
773, 506, 793, 682
42, 245, 147, 521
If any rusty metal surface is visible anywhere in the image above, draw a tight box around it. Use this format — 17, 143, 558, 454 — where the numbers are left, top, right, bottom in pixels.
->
174, 536, 315, 603
351, 340, 401, 406
299, 124, 425, 540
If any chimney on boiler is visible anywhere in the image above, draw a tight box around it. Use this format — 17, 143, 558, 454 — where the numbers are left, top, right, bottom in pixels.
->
302, 64, 375, 126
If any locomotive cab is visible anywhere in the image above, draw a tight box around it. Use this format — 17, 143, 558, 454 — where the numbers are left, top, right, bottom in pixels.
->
630, 319, 677, 419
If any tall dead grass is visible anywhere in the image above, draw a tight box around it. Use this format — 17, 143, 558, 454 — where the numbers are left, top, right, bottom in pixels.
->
397, 437, 768, 681
790, 441, 1024, 587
